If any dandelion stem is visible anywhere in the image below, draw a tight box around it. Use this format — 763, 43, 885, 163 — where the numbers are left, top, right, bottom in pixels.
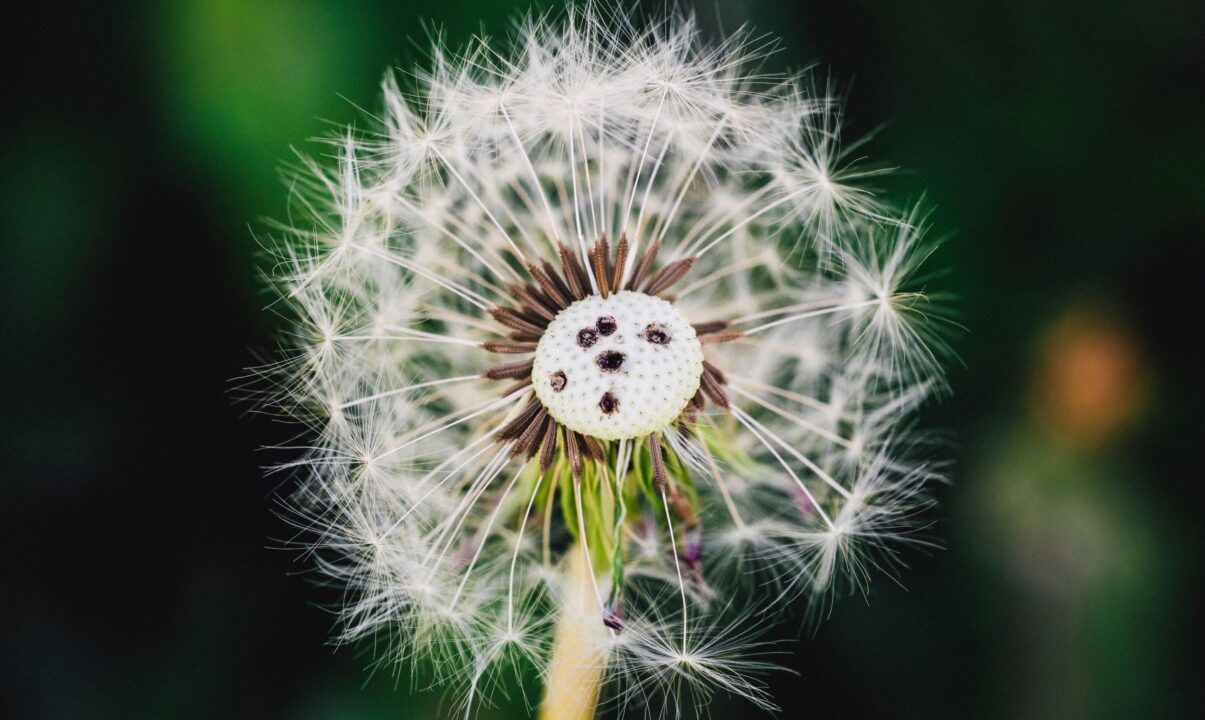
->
540, 542, 607, 720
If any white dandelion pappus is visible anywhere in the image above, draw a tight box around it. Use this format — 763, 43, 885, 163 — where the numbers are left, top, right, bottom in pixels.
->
258, 4, 951, 717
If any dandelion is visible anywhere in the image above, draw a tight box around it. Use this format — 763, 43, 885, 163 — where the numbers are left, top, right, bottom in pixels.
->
256, 4, 951, 717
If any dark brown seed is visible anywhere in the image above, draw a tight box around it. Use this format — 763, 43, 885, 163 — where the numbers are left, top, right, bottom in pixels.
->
550, 371, 567, 392
599, 391, 619, 414
642, 323, 671, 344
698, 331, 744, 344
612, 233, 630, 292
599, 236, 613, 287
563, 426, 582, 479
523, 413, 551, 459
539, 421, 559, 471
577, 327, 598, 348
644, 256, 695, 296
704, 360, 727, 384
592, 236, 611, 298
701, 369, 730, 409
513, 408, 549, 457
489, 307, 547, 336
482, 358, 535, 381
691, 319, 730, 335
481, 340, 538, 354
596, 316, 617, 335
542, 260, 574, 303
581, 433, 605, 462
526, 262, 569, 309
630, 239, 660, 290
507, 283, 556, 322
558, 243, 587, 301
507, 333, 542, 343
596, 350, 625, 372
500, 377, 533, 396
497, 397, 542, 440
649, 432, 668, 491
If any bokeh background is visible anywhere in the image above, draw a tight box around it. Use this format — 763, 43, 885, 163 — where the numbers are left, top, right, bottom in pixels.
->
3, 1, 1202, 718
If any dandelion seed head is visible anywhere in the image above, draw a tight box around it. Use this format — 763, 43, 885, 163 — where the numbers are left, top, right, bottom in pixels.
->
254, 2, 953, 714
533, 291, 703, 440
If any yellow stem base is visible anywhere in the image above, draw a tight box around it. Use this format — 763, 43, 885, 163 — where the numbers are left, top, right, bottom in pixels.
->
539, 545, 608, 720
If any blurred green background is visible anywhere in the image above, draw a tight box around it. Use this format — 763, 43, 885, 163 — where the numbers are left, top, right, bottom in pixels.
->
2, 1, 1201, 718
